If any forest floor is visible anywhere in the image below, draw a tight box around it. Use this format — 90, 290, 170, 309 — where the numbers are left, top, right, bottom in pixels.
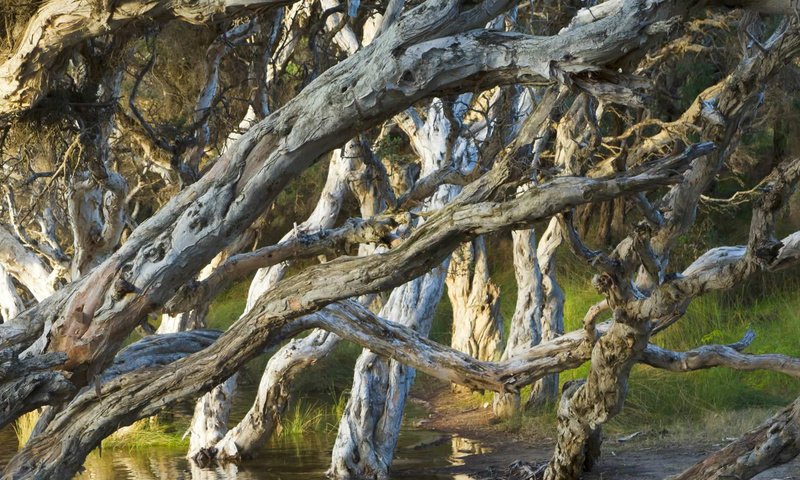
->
403, 381, 800, 480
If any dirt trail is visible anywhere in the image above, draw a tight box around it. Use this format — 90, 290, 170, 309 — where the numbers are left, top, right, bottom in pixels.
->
405, 384, 800, 480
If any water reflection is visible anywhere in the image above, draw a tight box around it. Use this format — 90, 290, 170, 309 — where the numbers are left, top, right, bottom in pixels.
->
0, 426, 486, 479
451, 437, 490, 459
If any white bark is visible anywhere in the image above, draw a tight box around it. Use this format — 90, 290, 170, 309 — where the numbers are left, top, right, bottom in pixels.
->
246, 143, 356, 308
321, 0, 361, 54
172, 256, 235, 463
329, 99, 458, 480
526, 94, 589, 408
187, 374, 239, 467
0, 264, 24, 323
493, 228, 542, 417
67, 69, 128, 279
527, 218, 564, 407
4, 2, 797, 477
493, 86, 548, 416
0, 225, 54, 302
213, 329, 340, 462
2, 0, 726, 387
3, 154, 699, 479
328, 263, 449, 479
158, 258, 220, 335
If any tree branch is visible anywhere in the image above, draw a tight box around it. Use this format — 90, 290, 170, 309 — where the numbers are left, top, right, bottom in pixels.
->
641, 329, 800, 378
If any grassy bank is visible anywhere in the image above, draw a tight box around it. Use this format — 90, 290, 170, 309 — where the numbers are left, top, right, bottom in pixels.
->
475, 236, 800, 439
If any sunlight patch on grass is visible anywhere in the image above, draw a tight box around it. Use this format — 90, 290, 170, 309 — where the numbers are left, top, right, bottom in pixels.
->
105, 417, 188, 449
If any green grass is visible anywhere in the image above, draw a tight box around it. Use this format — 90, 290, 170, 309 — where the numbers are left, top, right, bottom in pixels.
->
206, 279, 250, 331
618, 275, 800, 428
12, 409, 189, 451
276, 389, 356, 437
280, 399, 325, 437
330, 388, 350, 423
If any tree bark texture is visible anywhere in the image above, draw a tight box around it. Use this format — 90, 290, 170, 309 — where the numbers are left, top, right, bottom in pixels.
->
447, 236, 504, 381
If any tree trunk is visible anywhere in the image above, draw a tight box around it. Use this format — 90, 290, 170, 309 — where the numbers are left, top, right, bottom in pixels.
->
527, 218, 564, 407
447, 235, 504, 393
1, 0, 741, 411
328, 266, 449, 479
189, 141, 358, 463
329, 99, 458, 479
494, 228, 542, 417
0, 153, 716, 478
213, 329, 340, 462
188, 375, 239, 467
526, 94, 590, 408
157, 259, 220, 335
206, 141, 374, 463
544, 310, 650, 480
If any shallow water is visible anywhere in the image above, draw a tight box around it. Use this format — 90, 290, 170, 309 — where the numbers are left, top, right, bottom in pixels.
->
0, 416, 485, 479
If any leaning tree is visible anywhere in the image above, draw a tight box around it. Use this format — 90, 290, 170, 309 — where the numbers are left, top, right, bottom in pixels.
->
2, 0, 800, 479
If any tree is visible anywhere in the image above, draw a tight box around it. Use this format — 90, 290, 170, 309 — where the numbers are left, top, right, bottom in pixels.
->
2, 1, 800, 479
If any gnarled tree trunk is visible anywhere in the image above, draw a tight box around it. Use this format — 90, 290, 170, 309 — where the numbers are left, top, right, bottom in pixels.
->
544, 310, 650, 480
447, 235, 504, 392
329, 99, 459, 480
527, 217, 565, 407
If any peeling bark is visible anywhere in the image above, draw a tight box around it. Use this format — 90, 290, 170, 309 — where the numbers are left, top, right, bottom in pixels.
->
447, 236, 504, 365
4, 2, 799, 478
188, 375, 238, 467
7, 218, 796, 478
544, 310, 650, 480
218, 331, 340, 463
527, 217, 564, 408
329, 100, 458, 479
329, 266, 449, 479
539, 19, 800, 478
3, 0, 759, 408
